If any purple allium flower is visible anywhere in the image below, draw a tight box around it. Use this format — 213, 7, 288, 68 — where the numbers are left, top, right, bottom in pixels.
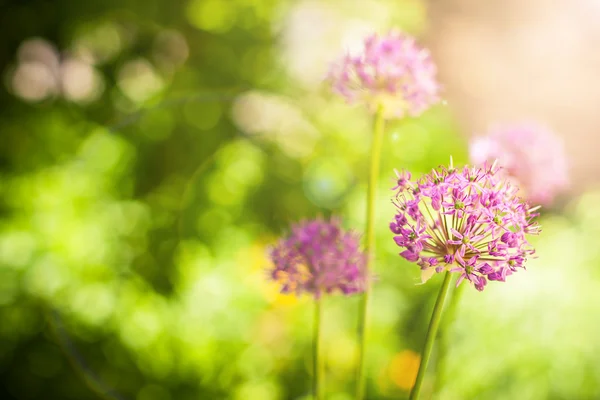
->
469, 123, 569, 206
327, 31, 439, 119
268, 217, 367, 299
390, 161, 540, 291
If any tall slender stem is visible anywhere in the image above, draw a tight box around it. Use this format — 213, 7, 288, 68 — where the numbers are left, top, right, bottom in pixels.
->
356, 105, 385, 400
313, 297, 323, 400
432, 278, 465, 396
409, 271, 453, 400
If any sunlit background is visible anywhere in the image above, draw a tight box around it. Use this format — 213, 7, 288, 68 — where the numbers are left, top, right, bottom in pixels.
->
1, 0, 600, 399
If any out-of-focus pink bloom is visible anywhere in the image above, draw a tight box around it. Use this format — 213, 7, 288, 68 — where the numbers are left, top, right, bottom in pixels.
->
327, 31, 439, 119
390, 161, 540, 291
268, 217, 367, 299
470, 123, 569, 206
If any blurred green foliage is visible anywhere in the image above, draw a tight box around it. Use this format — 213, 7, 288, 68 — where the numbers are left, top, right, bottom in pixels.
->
1, 0, 600, 399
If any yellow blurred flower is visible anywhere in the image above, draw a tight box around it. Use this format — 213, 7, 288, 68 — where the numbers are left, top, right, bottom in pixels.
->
389, 350, 421, 391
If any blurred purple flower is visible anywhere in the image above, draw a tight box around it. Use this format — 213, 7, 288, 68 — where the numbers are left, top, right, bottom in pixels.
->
470, 123, 569, 206
268, 217, 367, 298
327, 31, 439, 119
390, 161, 540, 291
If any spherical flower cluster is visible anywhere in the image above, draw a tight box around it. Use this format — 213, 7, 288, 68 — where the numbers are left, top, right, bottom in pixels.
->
268, 217, 367, 299
390, 162, 540, 291
327, 31, 439, 119
470, 123, 569, 206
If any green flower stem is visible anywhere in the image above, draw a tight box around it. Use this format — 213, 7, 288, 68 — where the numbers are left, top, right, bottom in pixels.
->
432, 278, 465, 395
409, 271, 453, 400
356, 105, 386, 400
313, 297, 323, 400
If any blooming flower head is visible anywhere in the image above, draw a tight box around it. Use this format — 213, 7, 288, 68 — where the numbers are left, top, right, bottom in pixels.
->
470, 122, 569, 206
390, 161, 540, 291
268, 217, 367, 299
327, 30, 439, 119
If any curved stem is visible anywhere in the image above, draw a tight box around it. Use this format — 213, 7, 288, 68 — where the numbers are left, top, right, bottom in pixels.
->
409, 271, 453, 400
313, 297, 323, 400
356, 105, 386, 400
432, 278, 465, 395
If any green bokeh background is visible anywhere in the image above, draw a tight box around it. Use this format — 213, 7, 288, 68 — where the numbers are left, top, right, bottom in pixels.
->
1, 0, 599, 399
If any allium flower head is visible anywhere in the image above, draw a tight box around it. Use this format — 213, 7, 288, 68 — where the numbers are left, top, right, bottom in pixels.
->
390, 161, 540, 291
470, 123, 569, 206
268, 217, 367, 299
327, 31, 439, 119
